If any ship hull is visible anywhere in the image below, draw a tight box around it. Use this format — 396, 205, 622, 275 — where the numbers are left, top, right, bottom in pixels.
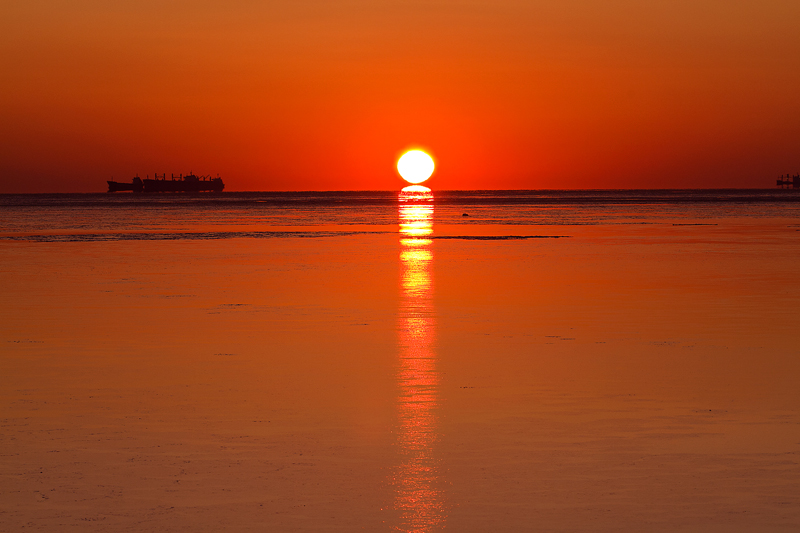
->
108, 179, 143, 193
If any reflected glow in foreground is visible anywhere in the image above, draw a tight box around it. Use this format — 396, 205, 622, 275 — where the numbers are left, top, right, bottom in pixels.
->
393, 186, 445, 531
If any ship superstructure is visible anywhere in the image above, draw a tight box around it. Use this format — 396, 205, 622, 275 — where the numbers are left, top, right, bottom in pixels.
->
777, 173, 799, 188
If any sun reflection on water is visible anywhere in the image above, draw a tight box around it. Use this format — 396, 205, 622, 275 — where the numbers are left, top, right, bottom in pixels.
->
393, 185, 445, 532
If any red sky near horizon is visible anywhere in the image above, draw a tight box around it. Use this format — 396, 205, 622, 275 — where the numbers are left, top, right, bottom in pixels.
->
1, 0, 799, 192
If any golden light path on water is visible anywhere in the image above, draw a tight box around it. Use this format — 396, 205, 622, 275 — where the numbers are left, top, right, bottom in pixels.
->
393, 185, 445, 532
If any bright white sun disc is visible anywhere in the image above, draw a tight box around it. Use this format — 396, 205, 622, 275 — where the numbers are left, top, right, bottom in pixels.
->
397, 150, 434, 184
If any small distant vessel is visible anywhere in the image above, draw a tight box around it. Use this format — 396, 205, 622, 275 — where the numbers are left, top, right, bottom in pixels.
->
108, 173, 224, 193
776, 173, 799, 188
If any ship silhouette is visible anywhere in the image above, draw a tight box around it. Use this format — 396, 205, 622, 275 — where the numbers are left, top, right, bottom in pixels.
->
776, 173, 799, 188
108, 173, 224, 193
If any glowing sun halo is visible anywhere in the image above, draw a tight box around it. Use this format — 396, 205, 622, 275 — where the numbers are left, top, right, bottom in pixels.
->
397, 150, 435, 184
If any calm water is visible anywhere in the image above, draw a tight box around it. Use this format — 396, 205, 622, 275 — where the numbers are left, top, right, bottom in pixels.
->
2, 189, 799, 237
2, 190, 799, 531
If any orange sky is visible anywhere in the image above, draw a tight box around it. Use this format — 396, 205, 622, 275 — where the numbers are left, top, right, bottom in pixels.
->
1, 0, 799, 192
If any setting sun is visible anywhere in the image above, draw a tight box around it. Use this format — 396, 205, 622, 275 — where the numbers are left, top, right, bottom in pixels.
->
397, 150, 435, 184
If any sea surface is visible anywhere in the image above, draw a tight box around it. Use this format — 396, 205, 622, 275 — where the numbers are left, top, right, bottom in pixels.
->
2, 189, 799, 531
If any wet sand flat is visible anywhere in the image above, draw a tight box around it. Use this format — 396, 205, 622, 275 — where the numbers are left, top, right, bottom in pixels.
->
1, 192, 799, 531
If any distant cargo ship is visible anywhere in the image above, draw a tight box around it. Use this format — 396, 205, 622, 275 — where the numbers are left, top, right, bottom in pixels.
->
108, 173, 224, 193
776, 173, 799, 188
